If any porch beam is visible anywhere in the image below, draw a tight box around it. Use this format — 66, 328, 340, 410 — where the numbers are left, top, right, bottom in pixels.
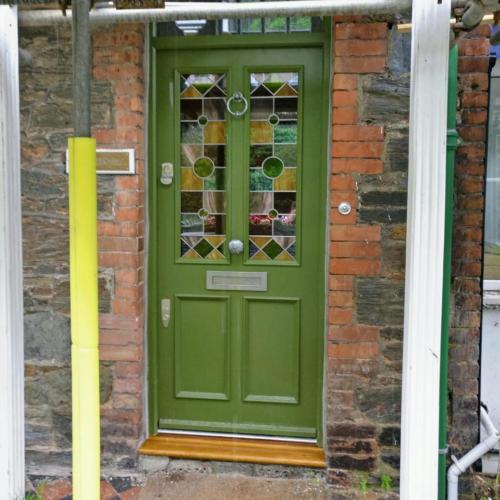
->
18, 0, 468, 27
400, 0, 451, 498
0, 6, 25, 499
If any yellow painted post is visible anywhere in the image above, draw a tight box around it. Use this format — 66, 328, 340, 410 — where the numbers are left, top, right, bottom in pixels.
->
68, 137, 100, 499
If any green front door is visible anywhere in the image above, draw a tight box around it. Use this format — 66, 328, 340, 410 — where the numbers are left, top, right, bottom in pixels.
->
152, 44, 326, 440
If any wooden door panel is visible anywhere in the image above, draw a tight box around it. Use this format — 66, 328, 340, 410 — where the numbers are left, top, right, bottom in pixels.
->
174, 295, 230, 401
242, 297, 300, 405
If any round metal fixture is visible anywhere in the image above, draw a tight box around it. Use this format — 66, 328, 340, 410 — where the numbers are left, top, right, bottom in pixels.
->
338, 201, 352, 215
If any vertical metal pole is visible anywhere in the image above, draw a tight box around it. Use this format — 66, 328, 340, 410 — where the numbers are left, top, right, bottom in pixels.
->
73, 0, 92, 136
70, 1, 100, 498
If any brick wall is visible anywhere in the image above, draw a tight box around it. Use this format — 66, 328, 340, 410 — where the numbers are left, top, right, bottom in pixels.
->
449, 25, 490, 496
326, 20, 405, 496
92, 24, 146, 471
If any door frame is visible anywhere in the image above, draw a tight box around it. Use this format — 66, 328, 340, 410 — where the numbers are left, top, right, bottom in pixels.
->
146, 22, 332, 447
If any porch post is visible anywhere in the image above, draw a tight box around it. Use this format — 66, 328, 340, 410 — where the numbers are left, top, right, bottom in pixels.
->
0, 6, 25, 499
400, 1, 451, 498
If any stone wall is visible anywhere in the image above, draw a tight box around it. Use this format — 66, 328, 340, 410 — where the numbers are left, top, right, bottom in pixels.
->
20, 23, 146, 475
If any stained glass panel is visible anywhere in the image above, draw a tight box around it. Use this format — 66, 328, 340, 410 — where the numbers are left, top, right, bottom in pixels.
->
180, 73, 227, 260
248, 72, 299, 262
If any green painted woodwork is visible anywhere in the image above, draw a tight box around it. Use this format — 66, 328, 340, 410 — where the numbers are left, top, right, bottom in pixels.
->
148, 32, 329, 443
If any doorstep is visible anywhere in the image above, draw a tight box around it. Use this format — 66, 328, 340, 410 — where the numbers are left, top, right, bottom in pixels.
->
139, 433, 326, 468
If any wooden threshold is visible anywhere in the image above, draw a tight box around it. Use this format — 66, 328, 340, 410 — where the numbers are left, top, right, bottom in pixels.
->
139, 433, 326, 468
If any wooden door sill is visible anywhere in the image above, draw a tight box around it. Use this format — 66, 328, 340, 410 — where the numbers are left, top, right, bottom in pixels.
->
139, 433, 326, 468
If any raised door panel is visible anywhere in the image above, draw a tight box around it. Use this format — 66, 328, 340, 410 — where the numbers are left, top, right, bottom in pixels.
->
241, 297, 300, 404
174, 295, 230, 400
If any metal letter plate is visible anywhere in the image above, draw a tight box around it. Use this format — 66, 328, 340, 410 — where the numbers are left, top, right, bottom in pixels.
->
206, 271, 267, 291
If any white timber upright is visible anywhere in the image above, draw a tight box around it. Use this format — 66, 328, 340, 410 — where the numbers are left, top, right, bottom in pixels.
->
400, 0, 451, 498
0, 6, 25, 500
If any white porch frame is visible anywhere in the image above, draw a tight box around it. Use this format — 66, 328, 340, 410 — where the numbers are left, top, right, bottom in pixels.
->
0, 6, 25, 500
400, 0, 451, 498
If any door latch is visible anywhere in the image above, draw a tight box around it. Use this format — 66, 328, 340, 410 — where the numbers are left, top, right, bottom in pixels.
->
160, 162, 174, 185
161, 299, 171, 327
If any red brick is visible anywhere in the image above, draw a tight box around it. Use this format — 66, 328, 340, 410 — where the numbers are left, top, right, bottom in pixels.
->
460, 92, 488, 109
459, 73, 489, 92
100, 344, 143, 361
114, 378, 143, 394
115, 361, 144, 379
330, 208, 357, 225
101, 481, 119, 500
101, 408, 142, 425
115, 206, 144, 222
332, 142, 383, 159
335, 22, 388, 40
121, 486, 143, 499
329, 291, 353, 307
328, 342, 379, 359
98, 221, 141, 237
99, 236, 140, 252
457, 177, 484, 194
116, 111, 144, 128
334, 57, 385, 74
458, 125, 486, 142
329, 258, 381, 275
332, 107, 358, 124
116, 175, 144, 191
112, 298, 143, 316
333, 74, 358, 90
329, 325, 380, 342
115, 190, 143, 207
457, 144, 485, 161
458, 57, 490, 74
461, 109, 488, 125
330, 241, 381, 258
458, 38, 491, 57
93, 63, 143, 81
328, 307, 353, 325
115, 268, 141, 285
99, 313, 143, 330
115, 284, 144, 301
40, 479, 72, 500
331, 191, 358, 207
114, 80, 145, 96
99, 252, 142, 268
332, 158, 383, 174
333, 125, 384, 142
335, 39, 387, 56
331, 225, 381, 241
329, 275, 354, 291
333, 90, 358, 107
330, 174, 357, 191
100, 328, 142, 346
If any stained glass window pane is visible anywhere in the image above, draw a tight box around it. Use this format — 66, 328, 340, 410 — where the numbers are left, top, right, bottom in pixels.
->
180, 73, 227, 260
248, 72, 299, 262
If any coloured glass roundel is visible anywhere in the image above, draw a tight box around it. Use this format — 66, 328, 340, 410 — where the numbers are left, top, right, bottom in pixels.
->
193, 156, 215, 178
268, 113, 279, 126
262, 156, 284, 179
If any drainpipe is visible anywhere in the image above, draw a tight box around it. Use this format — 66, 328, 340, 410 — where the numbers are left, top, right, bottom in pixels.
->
68, 0, 100, 498
438, 45, 459, 500
447, 406, 500, 500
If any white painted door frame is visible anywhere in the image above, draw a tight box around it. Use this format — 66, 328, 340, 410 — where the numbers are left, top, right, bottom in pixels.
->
0, 6, 25, 499
400, 0, 451, 498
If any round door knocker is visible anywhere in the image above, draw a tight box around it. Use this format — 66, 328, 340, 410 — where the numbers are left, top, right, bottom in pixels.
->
226, 91, 248, 117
